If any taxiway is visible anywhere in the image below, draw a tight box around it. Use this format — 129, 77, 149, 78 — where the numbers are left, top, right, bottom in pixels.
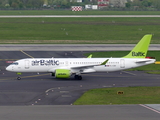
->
1, 50, 160, 120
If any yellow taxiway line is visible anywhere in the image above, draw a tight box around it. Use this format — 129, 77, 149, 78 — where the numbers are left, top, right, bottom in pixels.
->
20, 50, 34, 58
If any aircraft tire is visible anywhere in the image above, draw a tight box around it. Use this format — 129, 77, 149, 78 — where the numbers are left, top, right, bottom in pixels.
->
17, 77, 21, 80
74, 75, 82, 80
78, 76, 82, 80
74, 75, 78, 80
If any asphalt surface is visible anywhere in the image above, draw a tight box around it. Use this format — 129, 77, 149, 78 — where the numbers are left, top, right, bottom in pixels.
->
1, 70, 160, 105
0, 105, 160, 120
1, 50, 160, 119
0, 44, 160, 51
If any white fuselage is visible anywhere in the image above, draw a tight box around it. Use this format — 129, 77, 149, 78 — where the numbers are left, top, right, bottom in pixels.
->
6, 58, 155, 74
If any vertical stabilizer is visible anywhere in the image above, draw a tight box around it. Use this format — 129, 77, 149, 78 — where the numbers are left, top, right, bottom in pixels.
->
123, 34, 152, 58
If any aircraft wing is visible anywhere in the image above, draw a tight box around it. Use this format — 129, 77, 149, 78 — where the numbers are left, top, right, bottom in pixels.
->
48, 59, 109, 73
71, 59, 109, 69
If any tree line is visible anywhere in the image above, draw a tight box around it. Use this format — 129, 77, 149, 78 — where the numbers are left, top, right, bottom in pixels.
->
0, 0, 160, 10
126, 0, 160, 10
0, 0, 44, 9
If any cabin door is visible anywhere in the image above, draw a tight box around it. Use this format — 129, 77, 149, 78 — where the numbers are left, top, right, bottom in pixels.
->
25, 60, 30, 69
120, 59, 125, 68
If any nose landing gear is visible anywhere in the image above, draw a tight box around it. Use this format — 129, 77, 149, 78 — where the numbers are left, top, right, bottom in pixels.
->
17, 72, 22, 80
17, 77, 21, 80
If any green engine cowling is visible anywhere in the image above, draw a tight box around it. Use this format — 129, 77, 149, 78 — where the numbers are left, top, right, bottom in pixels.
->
55, 69, 71, 78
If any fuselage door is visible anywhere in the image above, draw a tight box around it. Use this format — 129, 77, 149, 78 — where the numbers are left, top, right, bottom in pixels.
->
120, 59, 125, 68
25, 60, 30, 69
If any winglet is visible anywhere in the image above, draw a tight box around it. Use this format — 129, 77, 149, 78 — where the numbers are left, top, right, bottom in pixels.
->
87, 54, 92, 58
101, 59, 109, 65
123, 34, 152, 58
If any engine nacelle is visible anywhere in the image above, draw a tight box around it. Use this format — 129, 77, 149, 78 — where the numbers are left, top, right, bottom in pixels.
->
55, 69, 71, 78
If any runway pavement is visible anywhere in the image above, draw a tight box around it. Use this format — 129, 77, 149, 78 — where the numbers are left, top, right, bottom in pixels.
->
0, 44, 160, 51
1, 50, 160, 120
0, 105, 160, 120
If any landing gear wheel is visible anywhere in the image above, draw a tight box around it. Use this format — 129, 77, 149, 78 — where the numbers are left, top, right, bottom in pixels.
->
74, 75, 82, 80
74, 75, 78, 80
17, 77, 21, 80
78, 76, 82, 80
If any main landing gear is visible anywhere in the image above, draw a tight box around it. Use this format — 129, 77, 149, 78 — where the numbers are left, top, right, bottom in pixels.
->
74, 75, 82, 80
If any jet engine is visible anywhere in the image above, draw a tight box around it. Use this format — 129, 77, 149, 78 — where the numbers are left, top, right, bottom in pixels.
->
53, 69, 71, 78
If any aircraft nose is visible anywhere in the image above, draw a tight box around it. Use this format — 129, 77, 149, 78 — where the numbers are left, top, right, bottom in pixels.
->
6, 66, 12, 71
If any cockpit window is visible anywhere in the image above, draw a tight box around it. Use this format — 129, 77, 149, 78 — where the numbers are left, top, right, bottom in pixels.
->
11, 62, 19, 65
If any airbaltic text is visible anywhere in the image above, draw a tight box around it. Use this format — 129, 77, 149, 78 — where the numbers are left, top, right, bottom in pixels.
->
32, 60, 59, 66
132, 52, 145, 56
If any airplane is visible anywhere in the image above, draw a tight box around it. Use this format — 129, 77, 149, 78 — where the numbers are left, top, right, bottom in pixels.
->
6, 34, 156, 80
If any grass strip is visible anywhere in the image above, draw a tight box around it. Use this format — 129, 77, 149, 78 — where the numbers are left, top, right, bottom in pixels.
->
1, 10, 160, 15
0, 17, 160, 43
74, 86, 160, 105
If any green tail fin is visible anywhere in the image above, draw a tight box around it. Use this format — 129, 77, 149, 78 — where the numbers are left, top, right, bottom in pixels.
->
123, 34, 152, 58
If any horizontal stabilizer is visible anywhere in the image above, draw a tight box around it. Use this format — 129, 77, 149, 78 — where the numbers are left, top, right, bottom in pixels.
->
135, 59, 153, 63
